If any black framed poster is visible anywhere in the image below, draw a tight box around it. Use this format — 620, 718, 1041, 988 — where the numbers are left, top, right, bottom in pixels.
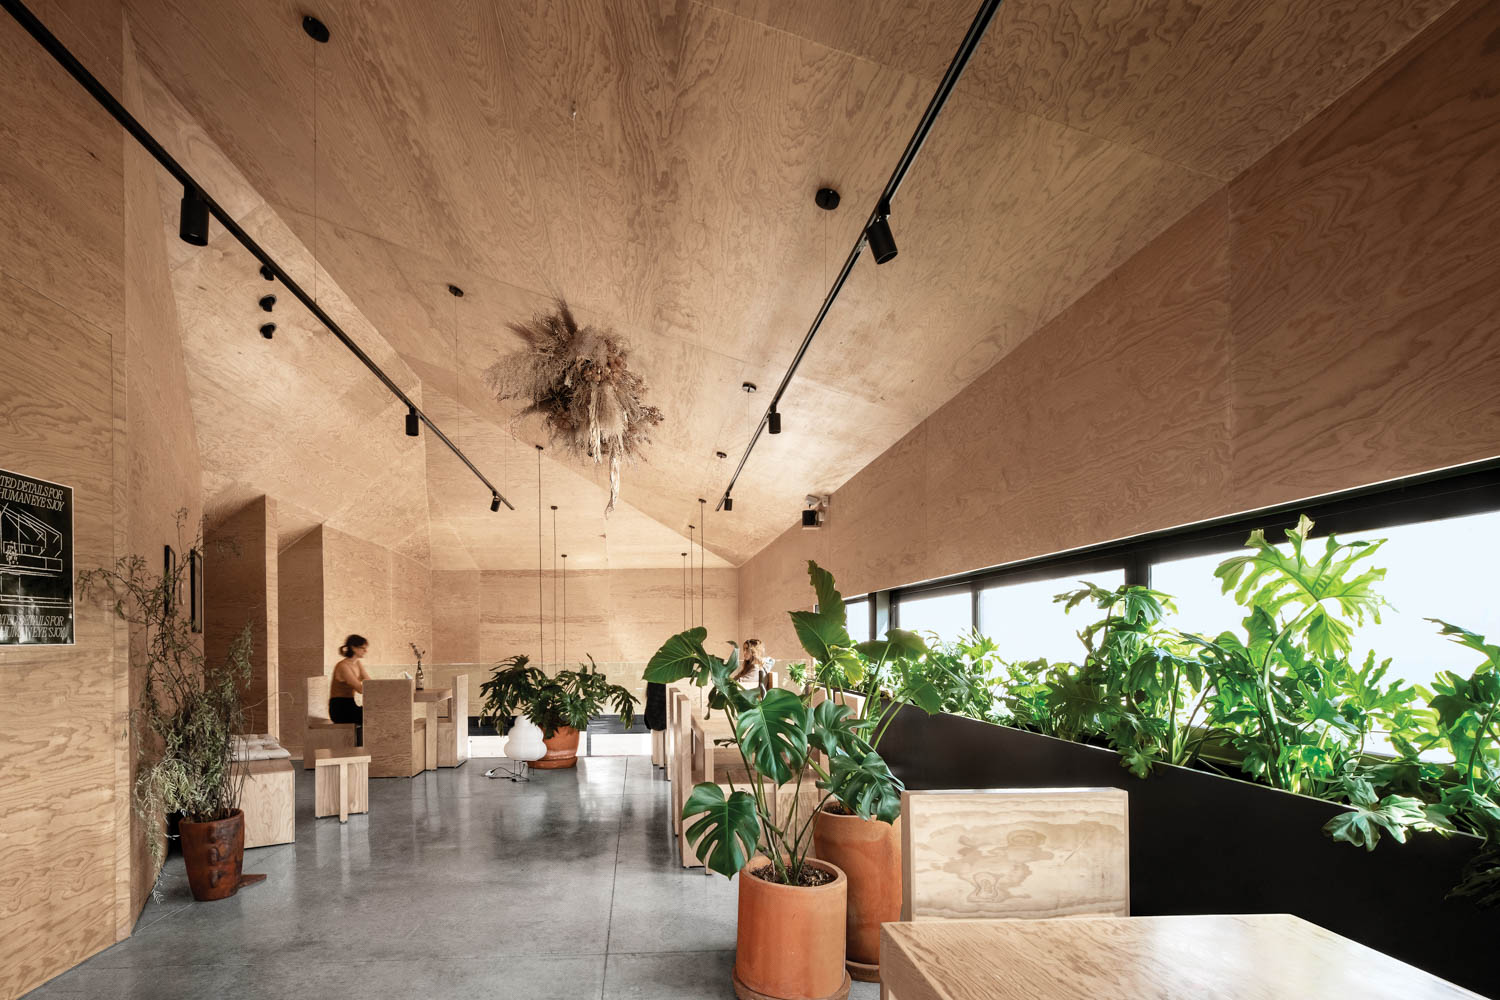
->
0, 468, 74, 645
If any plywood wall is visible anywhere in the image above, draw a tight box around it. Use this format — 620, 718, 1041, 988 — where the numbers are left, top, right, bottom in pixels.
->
0, 3, 151, 996
429, 566, 738, 711
275, 524, 433, 757
739, 0, 1500, 653
204, 495, 277, 736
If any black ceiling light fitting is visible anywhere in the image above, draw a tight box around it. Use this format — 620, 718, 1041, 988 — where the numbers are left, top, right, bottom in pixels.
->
178, 184, 209, 246
710, 0, 1001, 516
768, 406, 782, 435
259, 323, 276, 340
490, 493, 501, 512
866, 201, 898, 265
448, 283, 464, 298
301, 15, 330, 43
405, 405, 419, 437
741, 382, 757, 394
723, 494, 733, 512
815, 187, 840, 211
715, 451, 727, 460
260, 264, 275, 281
258, 294, 276, 312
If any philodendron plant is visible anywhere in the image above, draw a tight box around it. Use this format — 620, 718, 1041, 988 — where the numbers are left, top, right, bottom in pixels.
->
644, 630, 901, 883
796, 561, 978, 793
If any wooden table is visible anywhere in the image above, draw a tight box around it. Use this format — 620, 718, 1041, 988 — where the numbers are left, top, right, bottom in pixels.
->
880, 914, 1482, 1000
414, 687, 452, 773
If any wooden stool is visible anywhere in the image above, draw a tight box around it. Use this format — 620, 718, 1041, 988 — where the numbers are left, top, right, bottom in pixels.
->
314, 749, 371, 822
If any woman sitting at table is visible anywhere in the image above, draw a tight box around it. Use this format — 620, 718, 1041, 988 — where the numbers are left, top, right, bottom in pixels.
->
329, 634, 371, 743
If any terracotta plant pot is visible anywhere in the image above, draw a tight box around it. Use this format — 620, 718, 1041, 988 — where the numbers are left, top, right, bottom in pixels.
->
734, 855, 851, 1000
533, 725, 580, 769
179, 809, 247, 901
813, 808, 902, 982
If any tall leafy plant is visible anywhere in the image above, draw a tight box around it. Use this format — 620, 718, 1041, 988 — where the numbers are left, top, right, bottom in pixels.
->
479, 653, 638, 736
79, 520, 253, 866
645, 629, 900, 883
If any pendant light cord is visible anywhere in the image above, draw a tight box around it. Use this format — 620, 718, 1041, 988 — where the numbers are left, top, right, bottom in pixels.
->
537, 445, 544, 667
561, 554, 567, 668
551, 505, 559, 668
699, 499, 706, 630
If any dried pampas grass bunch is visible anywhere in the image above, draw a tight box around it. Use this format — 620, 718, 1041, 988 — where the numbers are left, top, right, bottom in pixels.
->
484, 300, 663, 516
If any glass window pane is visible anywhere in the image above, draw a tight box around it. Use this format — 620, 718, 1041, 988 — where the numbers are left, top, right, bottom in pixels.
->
844, 597, 871, 643
978, 570, 1124, 663
1342, 511, 1500, 690
1153, 551, 1244, 642
898, 590, 971, 643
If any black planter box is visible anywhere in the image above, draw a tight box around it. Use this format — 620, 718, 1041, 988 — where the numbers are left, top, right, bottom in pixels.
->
879, 705, 1497, 997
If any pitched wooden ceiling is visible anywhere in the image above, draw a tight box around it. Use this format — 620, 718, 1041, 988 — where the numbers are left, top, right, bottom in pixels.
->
120, 0, 1455, 568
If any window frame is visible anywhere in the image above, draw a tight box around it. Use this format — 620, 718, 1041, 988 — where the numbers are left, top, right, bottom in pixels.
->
887, 458, 1500, 638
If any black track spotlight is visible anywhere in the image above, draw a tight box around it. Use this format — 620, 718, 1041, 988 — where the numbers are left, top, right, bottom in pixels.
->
866, 202, 897, 265
259, 264, 275, 281
768, 407, 782, 435
801, 508, 819, 529
815, 187, 840, 211
258, 294, 276, 312
259, 323, 276, 340
405, 406, 419, 437
723, 496, 733, 512
302, 15, 330, 43
178, 185, 210, 246
490, 493, 501, 513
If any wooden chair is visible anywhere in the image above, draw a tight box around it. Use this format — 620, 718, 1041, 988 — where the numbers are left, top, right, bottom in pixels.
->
436, 673, 469, 767
303, 675, 358, 770
363, 677, 427, 778
900, 787, 1129, 922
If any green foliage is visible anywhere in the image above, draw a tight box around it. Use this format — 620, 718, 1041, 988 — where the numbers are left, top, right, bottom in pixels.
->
479, 653, 639, 737
78, 514, 253, 869
644, 621, 901, 883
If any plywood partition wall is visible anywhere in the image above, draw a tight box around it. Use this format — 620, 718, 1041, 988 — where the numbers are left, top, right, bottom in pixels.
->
205, 495, 278, 737
738, 0, 1500, 651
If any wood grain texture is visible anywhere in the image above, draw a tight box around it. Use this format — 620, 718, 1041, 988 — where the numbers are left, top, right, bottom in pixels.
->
236, 758, 295, 849
901, 789, 1128, 923
205, 495, 278, 737
120, 11, 206, 926
741, 1, 1500, 648
879, 914, 1482, 1000
362, 678, 422, 779
113, 0, 1430, 566
0, 0, 130, 987
275, 527, 324, 759
436, 676, 468, 767
1227, 0, 1500, 511
314, 751, 370, 822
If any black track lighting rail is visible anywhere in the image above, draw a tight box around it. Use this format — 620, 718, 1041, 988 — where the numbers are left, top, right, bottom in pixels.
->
1, 0, 515, 512
714, 0, 1003, 512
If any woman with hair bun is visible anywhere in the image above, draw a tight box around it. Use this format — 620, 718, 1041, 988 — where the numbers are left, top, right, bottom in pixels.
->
329, 634, 370, 742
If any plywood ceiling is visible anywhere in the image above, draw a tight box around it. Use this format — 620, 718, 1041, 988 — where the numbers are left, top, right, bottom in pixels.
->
119, 0, 1455, 567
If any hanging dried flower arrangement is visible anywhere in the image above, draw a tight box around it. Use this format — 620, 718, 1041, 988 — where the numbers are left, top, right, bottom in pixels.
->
484, 300, 663, 517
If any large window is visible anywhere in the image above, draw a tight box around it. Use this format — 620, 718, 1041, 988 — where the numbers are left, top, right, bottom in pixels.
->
844, 596, 873, 643
897, 587, 972, 643
978, 569, 1125, 663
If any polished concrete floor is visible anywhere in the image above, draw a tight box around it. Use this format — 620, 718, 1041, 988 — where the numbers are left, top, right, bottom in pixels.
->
27, 756, 879, 999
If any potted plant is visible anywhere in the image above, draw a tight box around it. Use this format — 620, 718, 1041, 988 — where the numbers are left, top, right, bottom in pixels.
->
645, 625, 903, 1000
79, 523, 258, 902
794, 561, 979, 981
478, 653, 638, 768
